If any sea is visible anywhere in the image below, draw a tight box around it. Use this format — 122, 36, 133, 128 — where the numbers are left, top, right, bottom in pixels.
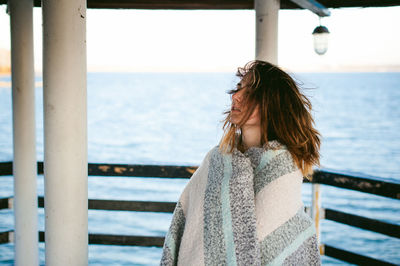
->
0, 72, 399, 265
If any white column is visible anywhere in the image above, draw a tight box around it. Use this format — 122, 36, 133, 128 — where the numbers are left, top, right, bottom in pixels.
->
9, 0, 38, 265
42, 0, 88, 265
255, 0, 280, 64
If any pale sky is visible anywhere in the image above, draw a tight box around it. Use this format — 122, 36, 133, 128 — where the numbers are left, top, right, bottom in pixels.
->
0, 5, 399, 72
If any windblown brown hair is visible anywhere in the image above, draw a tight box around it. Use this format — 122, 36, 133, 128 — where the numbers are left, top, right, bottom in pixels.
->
219, 60, 321, 180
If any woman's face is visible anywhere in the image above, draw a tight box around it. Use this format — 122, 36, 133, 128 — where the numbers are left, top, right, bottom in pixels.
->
230, 78, 261, 127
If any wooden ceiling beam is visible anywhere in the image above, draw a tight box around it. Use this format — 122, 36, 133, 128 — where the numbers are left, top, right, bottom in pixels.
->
0, 0, 400, 9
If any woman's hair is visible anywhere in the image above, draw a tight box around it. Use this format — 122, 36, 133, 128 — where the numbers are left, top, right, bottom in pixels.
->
219, 60, 321, 179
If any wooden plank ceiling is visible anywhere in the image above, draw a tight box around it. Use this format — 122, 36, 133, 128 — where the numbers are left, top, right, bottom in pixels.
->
1, 0, 400, 9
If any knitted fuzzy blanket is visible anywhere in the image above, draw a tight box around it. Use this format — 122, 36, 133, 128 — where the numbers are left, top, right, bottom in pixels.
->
160, 140, 321, 266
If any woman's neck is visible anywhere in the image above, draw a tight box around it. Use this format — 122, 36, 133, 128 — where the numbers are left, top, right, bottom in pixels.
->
240, 125, 261, 151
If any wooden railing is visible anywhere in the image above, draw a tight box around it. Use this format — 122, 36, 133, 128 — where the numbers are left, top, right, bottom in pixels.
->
0, 161, 399, 265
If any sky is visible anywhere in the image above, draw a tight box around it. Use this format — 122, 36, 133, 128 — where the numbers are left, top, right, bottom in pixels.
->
0, 5, 400, 72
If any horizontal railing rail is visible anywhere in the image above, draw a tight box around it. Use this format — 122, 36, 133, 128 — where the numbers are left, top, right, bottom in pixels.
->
0, 162, 12, 176
312, 169, 399, 200
2, 196, 398, 239
0, 230, 165, 246
324, 208, 400, 239
0, 230, 397, 265
0, 161, 198, 179
1, 161, 399, 199
0, 231, 8, 245
323, 244, 397, 266
1, 161, 399, 265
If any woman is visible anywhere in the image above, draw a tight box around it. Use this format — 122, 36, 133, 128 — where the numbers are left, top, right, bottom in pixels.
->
160, 60, 322, 265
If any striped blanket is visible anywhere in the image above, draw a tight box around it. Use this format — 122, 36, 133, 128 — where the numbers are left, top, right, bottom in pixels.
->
160, 140, 321, 265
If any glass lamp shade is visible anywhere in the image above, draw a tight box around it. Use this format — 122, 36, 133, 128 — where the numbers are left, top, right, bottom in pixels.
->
312, 25, 330, 55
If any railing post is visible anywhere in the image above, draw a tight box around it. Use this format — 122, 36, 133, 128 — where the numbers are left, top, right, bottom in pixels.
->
312, 183, 324, 255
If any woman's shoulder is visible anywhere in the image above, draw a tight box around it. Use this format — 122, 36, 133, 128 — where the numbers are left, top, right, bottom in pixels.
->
203, 145, 220, 160
189, 146, 218, 177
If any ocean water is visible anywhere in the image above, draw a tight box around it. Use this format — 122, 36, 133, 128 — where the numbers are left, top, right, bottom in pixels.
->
0, 72, 399, 265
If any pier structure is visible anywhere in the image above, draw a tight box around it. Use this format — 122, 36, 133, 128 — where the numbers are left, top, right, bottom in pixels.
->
8, 0, 88, 265
9, 0, 38, 265
42, 0, 88, 265
255, 0, 280, 63
2, 0, 400, 265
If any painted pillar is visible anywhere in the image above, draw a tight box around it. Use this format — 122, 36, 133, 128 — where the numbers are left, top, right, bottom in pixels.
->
255, 0, 280, 64
42, 0, 88, 265
9, 0, 38, 265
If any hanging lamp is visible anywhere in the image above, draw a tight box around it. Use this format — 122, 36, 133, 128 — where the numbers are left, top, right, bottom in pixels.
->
312, 18, 330, 55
